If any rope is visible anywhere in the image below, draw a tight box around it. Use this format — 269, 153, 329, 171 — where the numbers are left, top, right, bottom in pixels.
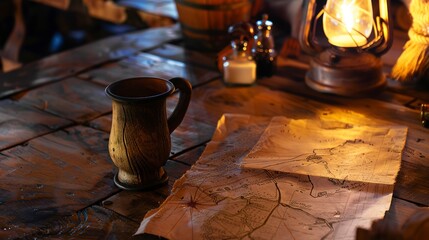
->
409, 28, 429, 45
392, 0, 429, 84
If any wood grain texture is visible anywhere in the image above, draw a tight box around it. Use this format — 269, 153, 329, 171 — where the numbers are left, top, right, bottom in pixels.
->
0, 99, 72, 151
170, 116, 213, 156
148, 44, 219, 70
85, 52, 220, 88
86, 115, 112, 133
260, 76, 427, 140
274, 34, 429, 104
21, 205, 141, 239
107, 78, 176, 187
186, 79, 421, 130
171, 144, 207, 166
260, 74, 417, 111
101, 159, 190, 223
0, 126, 118, 239
0, 25, 181, 99
14, 77, 111, 123
395, 161, 429, 206
384, 198, 421, 230
186, 80, 318, 125
88, 94, 215, 157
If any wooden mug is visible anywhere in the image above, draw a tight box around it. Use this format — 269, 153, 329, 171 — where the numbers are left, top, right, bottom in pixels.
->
106, 77, 192, 190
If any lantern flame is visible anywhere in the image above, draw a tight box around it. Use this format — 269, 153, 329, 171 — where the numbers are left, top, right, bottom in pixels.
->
323, 0, 374, 48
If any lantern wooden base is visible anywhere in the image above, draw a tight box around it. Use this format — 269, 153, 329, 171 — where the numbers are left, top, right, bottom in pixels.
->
305, 49, 386, 97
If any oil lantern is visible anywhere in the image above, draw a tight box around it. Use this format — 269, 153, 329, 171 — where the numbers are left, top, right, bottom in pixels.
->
299, 0, 393, 96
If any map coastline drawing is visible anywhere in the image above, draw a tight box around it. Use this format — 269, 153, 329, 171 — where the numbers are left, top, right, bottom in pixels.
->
241, 117, 407, 185
136, 114, 407, 240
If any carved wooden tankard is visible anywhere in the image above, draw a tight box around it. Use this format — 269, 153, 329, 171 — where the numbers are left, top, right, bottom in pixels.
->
106, 77, 192, 190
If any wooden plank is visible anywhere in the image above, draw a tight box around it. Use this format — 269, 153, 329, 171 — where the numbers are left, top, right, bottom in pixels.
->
402, 132, 429, 168
384, 198, 421, 229
387, 83, 429, 104
377, 87, 420, 108
0, 126, 118, 239
15, 77, 111, 123
404, 98, 427, 111
170, 115, 214, 156
20, 205, 141, 239
394, 160, 429, 206
262, 71, 417, 110
102, 159, 190, 223
87, 115, 112, 133
148, 44, 218, 70
0, 99, 72, 151
274, 55, 427, 105
0, 25, 181, 99
186, 80, 324, 126
171, 144, 207, 166
99, 189, 166, 225
84, 52, 220, 88
259, 75, 426, 130
101, 146, 201, 224
77, 62, 141, 87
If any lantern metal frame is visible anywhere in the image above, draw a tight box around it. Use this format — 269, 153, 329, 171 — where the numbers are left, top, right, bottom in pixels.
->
299, 0, 393, 96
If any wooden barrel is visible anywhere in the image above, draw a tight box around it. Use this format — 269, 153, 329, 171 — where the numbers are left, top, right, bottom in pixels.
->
175, 0, 254, 51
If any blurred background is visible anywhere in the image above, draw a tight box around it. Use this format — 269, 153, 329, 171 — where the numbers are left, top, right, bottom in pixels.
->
0, 0, 411, 65
0, 0, 142, 64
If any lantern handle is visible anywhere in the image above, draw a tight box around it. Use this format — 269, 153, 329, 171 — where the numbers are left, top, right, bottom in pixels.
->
365, 0, 393, 56
298, 0, 324, 55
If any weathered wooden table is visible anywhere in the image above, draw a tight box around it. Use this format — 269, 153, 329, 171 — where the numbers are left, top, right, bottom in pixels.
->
0, 24, 428, 239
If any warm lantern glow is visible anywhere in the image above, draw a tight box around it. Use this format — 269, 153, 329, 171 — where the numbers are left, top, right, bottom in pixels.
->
323, 0, 374, 47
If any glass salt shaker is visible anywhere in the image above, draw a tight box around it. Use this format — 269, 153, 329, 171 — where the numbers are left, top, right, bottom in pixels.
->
252, 14, 277, 78
223, 22, 256, 86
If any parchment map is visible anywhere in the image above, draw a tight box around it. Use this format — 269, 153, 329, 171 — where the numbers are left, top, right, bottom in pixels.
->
136, 114, 407, 240
241, 116, 407, 185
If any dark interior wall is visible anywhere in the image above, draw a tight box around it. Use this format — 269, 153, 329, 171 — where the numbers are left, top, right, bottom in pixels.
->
0, 0, 137, 64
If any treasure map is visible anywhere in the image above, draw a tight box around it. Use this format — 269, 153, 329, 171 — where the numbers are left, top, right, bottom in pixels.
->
241, 116, 407, 185
136, 114, 408, 240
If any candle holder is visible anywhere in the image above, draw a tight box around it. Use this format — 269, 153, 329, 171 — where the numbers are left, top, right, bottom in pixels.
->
299, 0, 393, 96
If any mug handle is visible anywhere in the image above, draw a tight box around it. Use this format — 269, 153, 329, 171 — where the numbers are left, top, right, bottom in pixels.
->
167, 77, 192, 133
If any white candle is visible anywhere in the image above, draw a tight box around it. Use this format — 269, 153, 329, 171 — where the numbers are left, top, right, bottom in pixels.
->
223, 59, 256, 85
